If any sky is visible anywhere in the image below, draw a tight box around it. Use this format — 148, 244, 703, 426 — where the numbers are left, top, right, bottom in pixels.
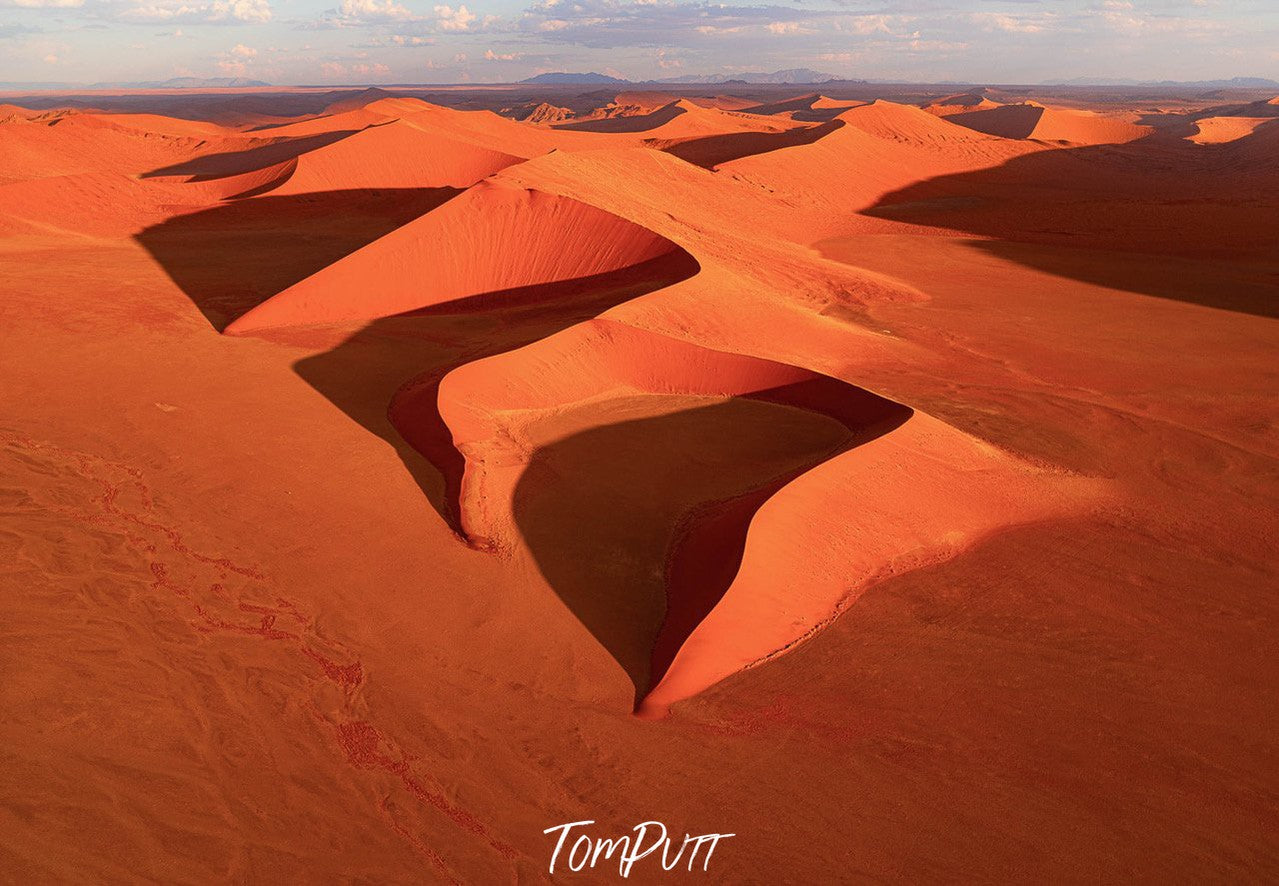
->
2, 0, 1276, 86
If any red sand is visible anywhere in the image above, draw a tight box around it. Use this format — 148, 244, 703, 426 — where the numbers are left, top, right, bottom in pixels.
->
1, 85, 1276, 882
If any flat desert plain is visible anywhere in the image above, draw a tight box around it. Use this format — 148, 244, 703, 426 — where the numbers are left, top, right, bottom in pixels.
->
1, 83, 1276, 882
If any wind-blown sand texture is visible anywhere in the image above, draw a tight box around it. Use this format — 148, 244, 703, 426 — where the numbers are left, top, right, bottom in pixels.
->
1, 83, 1276, 882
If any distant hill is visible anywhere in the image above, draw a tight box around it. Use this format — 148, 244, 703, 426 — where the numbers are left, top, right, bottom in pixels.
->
655, 69, 838, 85
97, 77, 272, 89
0, 76, 271, 91
520, 72, 629, 85
1045, 76, 1279, 89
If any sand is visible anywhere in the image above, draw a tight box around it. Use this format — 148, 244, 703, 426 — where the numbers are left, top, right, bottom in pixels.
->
1, 83, 1276, 882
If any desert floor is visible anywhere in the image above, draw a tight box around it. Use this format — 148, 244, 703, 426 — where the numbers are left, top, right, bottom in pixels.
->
1, 83, 1276, 882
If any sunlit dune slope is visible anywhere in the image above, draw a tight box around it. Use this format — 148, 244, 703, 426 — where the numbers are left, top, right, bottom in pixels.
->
1187, 116, 1277, 145
226, 181, 688, 331
426, 318, 1106, 715
264, 119, 524, 194
716, 100, 1039, 222
947, 102, 1152, 144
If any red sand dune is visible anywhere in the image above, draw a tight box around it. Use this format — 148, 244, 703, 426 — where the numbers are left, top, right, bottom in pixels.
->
1187, 115, 1277, 144
262, 119, 523, 195
921, 91, 1004, 116
226, 181, 688, 331
2, 85, 1276, 883
740, 93, 863, 121
947, 102, 1152, 143
424, 318, 1105, 715
714, 100, 1038, 226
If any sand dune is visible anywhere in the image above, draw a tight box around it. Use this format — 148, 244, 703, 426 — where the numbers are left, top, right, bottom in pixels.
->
716, 100, 1036, 223
262, 120, 523, 195
3, 85, 1276, 884
226, 181, 688, 331
423, 317, 1104, 714
947, 102, 1152, 144
921, 91, 1003, 116
740, 93, 863, 121
554, 98, 794, 140
0, 111, 228, 183
1187, 116, 1277, 144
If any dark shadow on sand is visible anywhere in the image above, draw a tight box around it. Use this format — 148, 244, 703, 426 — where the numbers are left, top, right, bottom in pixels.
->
135, 188, 460, 331
141, 130, 361, 179
294, 251, 701, 532
862, 133, 1279, 318
511, 380, 910, 707
660, 119, 843, 169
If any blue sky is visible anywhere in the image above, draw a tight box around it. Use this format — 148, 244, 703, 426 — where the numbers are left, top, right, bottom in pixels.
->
2, 0, 1276, 85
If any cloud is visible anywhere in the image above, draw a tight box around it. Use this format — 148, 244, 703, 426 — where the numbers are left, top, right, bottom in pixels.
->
43, 52, 59, 62
229, 41, 255, 56
968, 12, 1045, 34
2, 0, 83, 7
109, 0, 271, 23
339, 0, 413, 21
519, 0, 843, 48
434, 4, 476, 31
484, 48, 518, 60
210, 0, 270, 21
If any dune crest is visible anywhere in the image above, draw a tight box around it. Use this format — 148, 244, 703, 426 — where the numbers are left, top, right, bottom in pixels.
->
262, 119, 523, 195
226, 182, 689, 332
947, 103, 1151, 144
420, 318, 1107, 715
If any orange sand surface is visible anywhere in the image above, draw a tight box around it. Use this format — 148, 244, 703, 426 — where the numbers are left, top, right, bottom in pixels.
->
1, 85, 1276, 882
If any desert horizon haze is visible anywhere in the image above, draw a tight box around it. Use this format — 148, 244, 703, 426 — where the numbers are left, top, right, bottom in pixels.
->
3, 0, 1279, 85
1, 3, 1278, 882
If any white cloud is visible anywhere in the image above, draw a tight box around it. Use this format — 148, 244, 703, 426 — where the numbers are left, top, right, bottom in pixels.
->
969, 12, 1044, 34
339, 0, 412, 21
434, 4, 476, 31
112, 0, 271, 23
210, 0, 270, 21
4, 0, 83, 7
484, 48, 518, 60
229, 42, 256, 56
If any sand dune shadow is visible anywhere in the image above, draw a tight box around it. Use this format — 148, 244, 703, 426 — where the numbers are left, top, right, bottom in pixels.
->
510, 382, 910, 706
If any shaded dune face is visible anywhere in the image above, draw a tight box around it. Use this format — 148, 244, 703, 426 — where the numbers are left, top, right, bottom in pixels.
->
554, 101, 690, 133
225, 183, 689, 332
429, 319, 912, 709
653, 119, 844, 170
861, 132, 1279, 317
263, 120, 525, 195
136, 188, 461, 331
140, 129, 360, 180
947, 103, 1151, 144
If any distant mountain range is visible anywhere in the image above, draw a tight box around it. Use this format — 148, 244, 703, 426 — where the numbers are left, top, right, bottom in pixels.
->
520, 68, 841, 86
0, 77, 270, 90
520, 72, 629, 85
656, 68, 839, 85
1044, 76, 1279, 89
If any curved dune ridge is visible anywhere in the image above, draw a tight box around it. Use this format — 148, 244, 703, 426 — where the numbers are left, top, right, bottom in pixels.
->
419, 318, 1105, 716
740, 93, 863, 121
947, 103, 1152, 144
0, 111, 226, 184
263, 119, 524, 195
1187, 116, 1277, 145
921, 91, 1004, 117
715, 100, 1036, 218
225, 181, 689, 332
